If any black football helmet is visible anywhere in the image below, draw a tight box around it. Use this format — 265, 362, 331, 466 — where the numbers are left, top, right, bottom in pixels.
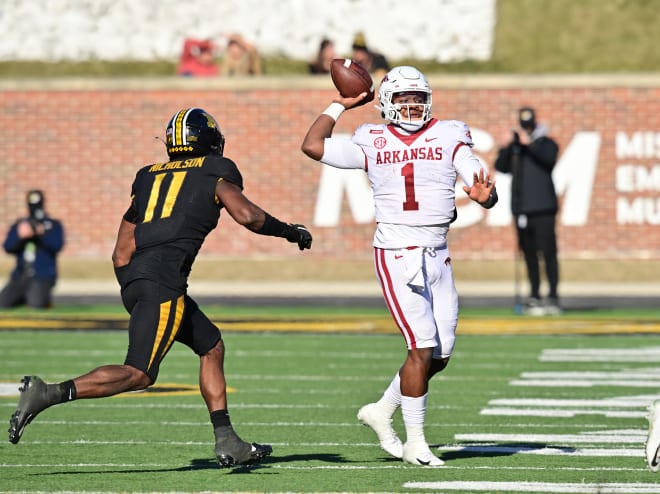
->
166, 108, 225, 157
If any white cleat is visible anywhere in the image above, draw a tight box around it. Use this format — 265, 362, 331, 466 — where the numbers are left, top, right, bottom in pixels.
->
357, 403, 403, 459
646, 399, 660, 472
402, 442, 445, 467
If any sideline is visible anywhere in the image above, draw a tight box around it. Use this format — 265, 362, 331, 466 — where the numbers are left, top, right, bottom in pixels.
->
0, 314, 659, 335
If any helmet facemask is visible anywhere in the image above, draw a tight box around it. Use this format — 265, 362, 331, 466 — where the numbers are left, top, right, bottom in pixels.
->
378, 66, 432, 132
389, 90, 432, 132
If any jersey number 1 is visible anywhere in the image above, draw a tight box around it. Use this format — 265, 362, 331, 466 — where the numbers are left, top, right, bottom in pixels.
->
401, 162, 419, 211
144, 171, 187, 222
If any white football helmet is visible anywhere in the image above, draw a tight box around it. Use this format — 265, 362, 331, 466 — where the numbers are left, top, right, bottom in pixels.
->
377, 66, 432, 131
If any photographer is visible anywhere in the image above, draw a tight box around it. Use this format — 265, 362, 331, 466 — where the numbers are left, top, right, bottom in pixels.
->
495, 107, 560, 315
0, 190, 64, 308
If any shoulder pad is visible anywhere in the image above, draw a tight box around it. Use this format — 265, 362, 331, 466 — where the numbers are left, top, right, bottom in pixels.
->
351, 123, 384, 145
441, 119, 473, 146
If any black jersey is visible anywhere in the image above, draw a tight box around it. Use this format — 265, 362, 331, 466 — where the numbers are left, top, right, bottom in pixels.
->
118, 153, 243, 291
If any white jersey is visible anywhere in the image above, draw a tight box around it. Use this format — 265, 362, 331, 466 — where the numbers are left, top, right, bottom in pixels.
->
321, 118, 486, 249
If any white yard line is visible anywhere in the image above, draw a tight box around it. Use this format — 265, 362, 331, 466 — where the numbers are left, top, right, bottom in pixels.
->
404, 482, 660, 493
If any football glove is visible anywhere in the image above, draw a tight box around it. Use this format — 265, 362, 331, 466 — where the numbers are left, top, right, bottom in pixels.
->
286, 224, 312, 251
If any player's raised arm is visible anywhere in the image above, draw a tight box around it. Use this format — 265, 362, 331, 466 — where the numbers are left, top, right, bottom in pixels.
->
301, 92, 369, 161
302, 58, 374, 160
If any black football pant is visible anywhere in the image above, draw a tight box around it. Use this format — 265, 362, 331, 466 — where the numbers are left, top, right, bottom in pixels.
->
0, 276, 54, 308
120, 279, 222, 382
516, 213, 559, 300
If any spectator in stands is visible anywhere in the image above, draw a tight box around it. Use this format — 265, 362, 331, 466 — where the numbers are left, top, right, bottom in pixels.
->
177, 38, 220, 77
0, 190, 64, 309
308, 38, 337, 75
220, 34, 262, 76
351, 32, 390, 80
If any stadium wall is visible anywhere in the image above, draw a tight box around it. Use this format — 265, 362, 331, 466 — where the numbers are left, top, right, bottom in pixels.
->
1, 75, 659, 263
0, 0, 495, 63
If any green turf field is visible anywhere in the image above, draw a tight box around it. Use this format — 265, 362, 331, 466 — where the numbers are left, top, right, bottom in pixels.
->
2, 310, 660, 493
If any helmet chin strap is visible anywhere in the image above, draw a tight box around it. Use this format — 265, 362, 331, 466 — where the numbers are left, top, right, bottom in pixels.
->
399, 121, 425, 132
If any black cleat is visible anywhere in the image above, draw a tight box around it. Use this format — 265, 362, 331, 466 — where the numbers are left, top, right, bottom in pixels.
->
215, 441, 272, 468
8, 376, 51, 444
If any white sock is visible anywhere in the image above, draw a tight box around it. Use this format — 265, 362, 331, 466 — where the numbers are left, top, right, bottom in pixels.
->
401, 393, 428, 444
376, 372, 401, 417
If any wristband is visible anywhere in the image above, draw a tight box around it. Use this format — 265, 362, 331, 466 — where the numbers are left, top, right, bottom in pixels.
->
322, 102, 345, 122
481, 190, 498, 209
256, 212, 293, 238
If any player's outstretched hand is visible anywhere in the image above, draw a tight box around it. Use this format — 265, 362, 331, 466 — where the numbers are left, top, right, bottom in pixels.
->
286, 224, 312, 250
463, 168, 496, 207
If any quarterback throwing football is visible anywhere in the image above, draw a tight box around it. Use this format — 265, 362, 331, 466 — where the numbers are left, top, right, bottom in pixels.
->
302, 66, 497, 466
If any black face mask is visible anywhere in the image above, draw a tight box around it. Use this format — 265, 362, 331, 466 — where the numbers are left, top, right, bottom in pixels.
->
27, 190, 45, 221
518, 107, 536, 132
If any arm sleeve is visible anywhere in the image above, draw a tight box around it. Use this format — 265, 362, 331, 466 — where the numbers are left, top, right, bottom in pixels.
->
453, 143, 488, 186
320, 137, 366, 170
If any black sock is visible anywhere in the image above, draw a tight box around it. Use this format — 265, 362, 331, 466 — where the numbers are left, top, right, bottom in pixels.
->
212, 410, 245, 447
210, 409, 231, 428
52, 380, 77, 404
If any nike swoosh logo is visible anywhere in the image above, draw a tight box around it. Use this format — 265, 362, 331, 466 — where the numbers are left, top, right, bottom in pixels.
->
417, 458, 431, 465
425, 137, 437, 142
394, 255, 403, 260
653, 445, 660, 466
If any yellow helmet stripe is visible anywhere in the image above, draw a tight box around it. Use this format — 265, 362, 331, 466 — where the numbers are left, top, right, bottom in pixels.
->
173, 108, 193, 146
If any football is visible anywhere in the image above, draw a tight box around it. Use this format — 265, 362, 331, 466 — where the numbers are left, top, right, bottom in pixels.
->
330, 58, 375, 105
